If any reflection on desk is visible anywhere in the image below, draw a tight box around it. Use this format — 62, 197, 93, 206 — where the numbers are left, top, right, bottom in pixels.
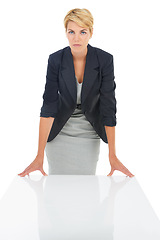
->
0, 175, 160, 240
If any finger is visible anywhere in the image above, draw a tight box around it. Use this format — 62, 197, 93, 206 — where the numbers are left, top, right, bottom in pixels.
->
125, 169, 135, 177
18, 166, 32, 176
40, 168, 48, 176
107, 168, 115, 176
18, 169, 29, 176
18, 172, 27, 177
123, 168, 134, 177
129, 173, 135, 177
18, 170, 27, 175
18, 167, 35, 177
119, 165, 135, 178
18, 161, 40, 177
18, 171, 29, 177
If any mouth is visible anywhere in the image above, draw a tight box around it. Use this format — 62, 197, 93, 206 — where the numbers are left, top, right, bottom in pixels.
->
73, 44, 81, 47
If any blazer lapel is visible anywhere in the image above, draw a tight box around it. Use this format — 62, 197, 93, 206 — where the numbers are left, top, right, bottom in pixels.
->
61, 43, 99, 105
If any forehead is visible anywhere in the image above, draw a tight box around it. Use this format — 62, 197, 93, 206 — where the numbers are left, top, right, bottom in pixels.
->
67, 21, 88, 30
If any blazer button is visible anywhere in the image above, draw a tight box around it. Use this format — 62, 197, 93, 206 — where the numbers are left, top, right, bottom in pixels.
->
76, 104, 81, 110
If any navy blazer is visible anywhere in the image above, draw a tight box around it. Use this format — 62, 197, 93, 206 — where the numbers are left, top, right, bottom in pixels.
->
40, 43, 117, 143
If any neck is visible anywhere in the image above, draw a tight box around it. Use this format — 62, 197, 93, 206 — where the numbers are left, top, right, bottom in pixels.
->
71, 46, 88, 61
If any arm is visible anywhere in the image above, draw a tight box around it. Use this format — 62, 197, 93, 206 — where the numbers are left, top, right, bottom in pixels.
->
105, 123, 134, 178
18, 55, 59, 177
38, 53, 59, 157
18, 117, 54, 177
37, 117, 55, 157
100, 54, 134, 177
104, 126, 116, 157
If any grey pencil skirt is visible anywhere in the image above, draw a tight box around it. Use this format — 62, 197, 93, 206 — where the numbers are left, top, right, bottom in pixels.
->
45, 134, 100, 175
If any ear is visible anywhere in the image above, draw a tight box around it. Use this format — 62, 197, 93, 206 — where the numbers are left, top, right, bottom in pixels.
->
90, 28, 93, 39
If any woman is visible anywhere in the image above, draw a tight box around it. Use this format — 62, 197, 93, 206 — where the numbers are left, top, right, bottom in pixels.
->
18, 8, 134, 177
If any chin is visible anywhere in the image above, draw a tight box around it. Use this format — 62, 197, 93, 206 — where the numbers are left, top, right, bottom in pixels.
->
72, 45, 85, 50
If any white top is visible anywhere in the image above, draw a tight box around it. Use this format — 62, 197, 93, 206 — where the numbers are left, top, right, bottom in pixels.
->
76, 76, 82, 104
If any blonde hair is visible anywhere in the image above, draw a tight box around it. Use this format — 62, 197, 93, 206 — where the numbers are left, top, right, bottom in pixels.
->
64, 8, 94, 35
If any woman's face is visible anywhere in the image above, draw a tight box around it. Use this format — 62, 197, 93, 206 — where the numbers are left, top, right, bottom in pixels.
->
66, 20, 93, 54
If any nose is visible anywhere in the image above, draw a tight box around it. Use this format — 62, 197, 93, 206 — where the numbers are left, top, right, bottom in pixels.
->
74, 34, 80, 41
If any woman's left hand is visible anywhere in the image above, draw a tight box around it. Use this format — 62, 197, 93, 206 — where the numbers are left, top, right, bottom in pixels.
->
107, 154, 135, 177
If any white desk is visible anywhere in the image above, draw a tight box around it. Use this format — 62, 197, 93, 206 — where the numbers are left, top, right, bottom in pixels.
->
0, 175, 160, 240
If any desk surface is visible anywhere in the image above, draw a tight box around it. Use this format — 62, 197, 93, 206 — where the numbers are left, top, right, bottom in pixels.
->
0, 175, 160, 240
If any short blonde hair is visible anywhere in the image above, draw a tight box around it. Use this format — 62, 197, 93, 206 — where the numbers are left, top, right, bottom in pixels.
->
64, 8, 94, 35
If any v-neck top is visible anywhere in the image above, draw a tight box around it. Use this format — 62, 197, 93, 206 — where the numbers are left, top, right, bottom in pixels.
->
76, 76, 82, 104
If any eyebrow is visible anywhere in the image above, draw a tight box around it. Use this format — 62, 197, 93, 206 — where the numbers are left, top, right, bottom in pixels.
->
68, 29, 88, 31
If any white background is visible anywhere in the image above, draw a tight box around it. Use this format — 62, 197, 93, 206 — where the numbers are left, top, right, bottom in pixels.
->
0, 0, 160, 220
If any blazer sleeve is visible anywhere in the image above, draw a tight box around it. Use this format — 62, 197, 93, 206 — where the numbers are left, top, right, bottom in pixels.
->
40, 54, 59, 118
99, 54, 117, 126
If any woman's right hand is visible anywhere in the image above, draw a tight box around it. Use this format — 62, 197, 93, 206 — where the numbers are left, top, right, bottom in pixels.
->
18, 154, 48, 177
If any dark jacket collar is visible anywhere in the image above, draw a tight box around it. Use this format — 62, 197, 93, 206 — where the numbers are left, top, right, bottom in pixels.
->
60, 44, 100, 105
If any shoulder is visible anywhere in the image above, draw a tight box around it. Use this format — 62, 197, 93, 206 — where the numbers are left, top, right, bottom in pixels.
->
48, 46, 68, 68
92, 45, 113, 67
49, 46, 66, 59
94, 45, 113, 56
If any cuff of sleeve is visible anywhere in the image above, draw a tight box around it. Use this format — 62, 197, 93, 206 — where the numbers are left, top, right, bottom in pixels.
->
40, 112, 56, 118
40, 100, 58, 118
102, 117, 117, 127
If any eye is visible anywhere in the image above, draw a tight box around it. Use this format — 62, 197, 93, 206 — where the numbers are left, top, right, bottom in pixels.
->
68, 30, 87, 35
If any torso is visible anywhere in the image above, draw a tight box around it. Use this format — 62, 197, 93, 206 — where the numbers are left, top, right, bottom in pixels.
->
73, 59, 86, 84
